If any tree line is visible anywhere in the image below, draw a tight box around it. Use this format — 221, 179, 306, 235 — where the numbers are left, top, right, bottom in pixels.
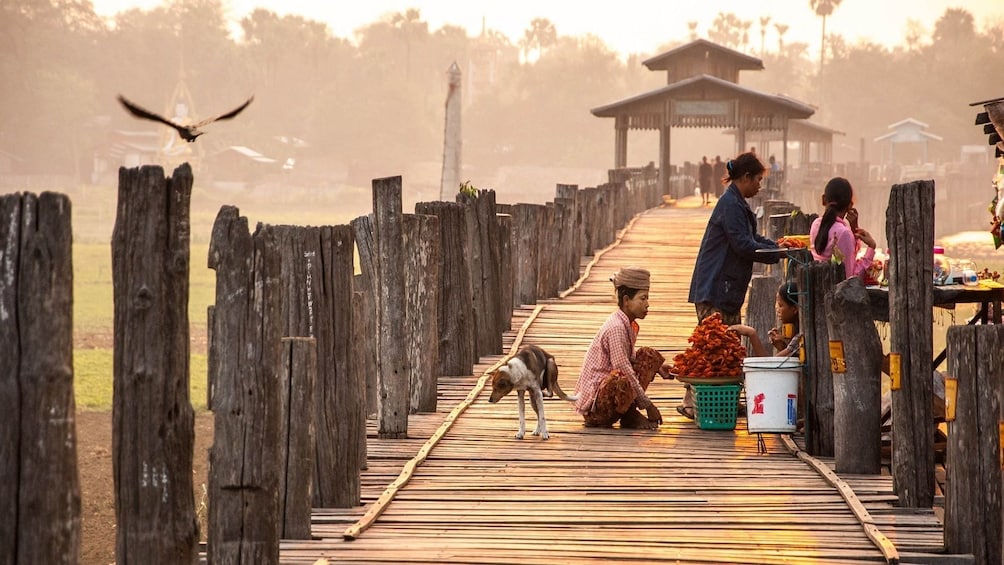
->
1, 0, 1001, 186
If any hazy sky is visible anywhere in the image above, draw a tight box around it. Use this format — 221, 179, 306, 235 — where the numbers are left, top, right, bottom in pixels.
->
91, 0, 1004, 59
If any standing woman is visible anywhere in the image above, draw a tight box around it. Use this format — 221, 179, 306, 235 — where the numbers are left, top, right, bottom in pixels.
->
679, 152, 780, 419
573, 266, 672, 429
809, 177, 877, 280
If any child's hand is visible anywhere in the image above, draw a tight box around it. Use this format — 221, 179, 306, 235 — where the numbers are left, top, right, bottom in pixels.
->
658, 362, 675, 379
767, 327, 787, 350
855, 228, 876, 249
728, 324, 756, 337
847, 207, 860, 232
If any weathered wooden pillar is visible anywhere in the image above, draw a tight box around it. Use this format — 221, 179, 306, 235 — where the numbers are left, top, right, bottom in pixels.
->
746, 275, 780, 353
0, 191, 79, 564
826, 277, 882, 474
207, 206, 282, 564
580, 187, 598, 255
555, 196, 577, 290
351, 287, 372, 471
350, 223, 378, 418
112, 165, 198, 564
414, 201, 475, 375
797, 260, 844, 457
510, 203, 541, 308
944, 325, 1004, 564
537, 203, 557, 299
458, 189, 501, 356
278, 337, 316, 540
886, 179, 935, 507
315, 225, 361, 506
556, 184, 582, 284
403, 214, 441, 413
373, 176, 409, 439
495, 213, 513, 334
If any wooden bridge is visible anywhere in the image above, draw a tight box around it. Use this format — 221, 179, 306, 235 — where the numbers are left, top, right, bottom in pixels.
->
279, 202, 948, 564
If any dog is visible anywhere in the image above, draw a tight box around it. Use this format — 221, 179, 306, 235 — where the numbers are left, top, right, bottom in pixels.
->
488, 344, 576, 440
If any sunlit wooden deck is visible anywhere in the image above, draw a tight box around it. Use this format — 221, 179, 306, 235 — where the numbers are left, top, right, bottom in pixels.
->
280, 201, 948, 564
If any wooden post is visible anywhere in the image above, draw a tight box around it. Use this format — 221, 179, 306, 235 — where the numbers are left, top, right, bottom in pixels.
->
826, 277, 882, 474
797, 260, 844, 457
351, 288, 371, 471
414, 201, 475, 375
510, 204, 541, 308
580, 188, 598, 255
373, 176, 409, 439
944, 325, 1004, 564
554, 197, 576, 290
537, 203, 557, 299
207, 207, 282, 564
458, 189, 501, 356
112, 165, 198, 563
279, 337, 316, 540
746, 275, 780, 354
314, 225, 361, 506
496, 213, 513, 334
403, 214, 441, 413
886, 179, 935, 507
350, 220, 378, 418
1, 192, 79, 564
556, 185, 582, 285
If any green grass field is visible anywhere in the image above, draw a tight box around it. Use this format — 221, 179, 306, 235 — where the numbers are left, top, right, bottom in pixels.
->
74, 242, 215, 411
67, 179, 366, 412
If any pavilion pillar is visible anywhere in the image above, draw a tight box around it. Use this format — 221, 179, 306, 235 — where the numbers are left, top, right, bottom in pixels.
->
782, 124, 790, 188
658, 124, 671, 197
615, 118, 628, 169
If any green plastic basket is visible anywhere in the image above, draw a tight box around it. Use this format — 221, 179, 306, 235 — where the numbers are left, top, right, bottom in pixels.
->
693, 384, 741, 431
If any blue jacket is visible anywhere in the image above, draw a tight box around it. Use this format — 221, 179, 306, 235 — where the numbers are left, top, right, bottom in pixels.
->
688, 184, 780, 314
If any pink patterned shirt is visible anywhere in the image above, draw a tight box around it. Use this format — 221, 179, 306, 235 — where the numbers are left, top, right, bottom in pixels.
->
573, 309, 652, 414
809, 215, 876, 280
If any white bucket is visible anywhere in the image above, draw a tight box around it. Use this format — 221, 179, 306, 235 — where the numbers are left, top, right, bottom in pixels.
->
743, 356, 801, 433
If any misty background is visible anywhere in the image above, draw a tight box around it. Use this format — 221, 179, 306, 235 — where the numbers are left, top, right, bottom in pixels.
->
2, 1, 1003, 237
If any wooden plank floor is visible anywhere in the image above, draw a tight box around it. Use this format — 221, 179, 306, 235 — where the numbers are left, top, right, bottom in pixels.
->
282, 201, 948, 564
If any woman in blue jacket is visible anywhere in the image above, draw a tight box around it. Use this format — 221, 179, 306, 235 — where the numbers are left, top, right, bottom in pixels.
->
677, 152, 780, 419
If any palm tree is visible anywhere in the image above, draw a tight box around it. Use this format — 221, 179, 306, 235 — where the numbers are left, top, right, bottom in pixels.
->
809, 0, 842, 72
759, 16, 771, 56
775, 22, 789, 53
687, 21, 698, 41
520, 17, 556, 63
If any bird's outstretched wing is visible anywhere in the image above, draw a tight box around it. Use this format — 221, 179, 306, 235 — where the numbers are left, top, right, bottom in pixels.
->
192, 96, 254, 128
117, 95, 181, 130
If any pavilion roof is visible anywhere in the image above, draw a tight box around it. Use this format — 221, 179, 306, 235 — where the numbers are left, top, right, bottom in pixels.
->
590, 74, 815, 128
642, 39, 764, 72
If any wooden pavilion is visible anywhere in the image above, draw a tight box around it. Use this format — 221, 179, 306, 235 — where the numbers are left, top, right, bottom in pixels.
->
591, 39, 815, 195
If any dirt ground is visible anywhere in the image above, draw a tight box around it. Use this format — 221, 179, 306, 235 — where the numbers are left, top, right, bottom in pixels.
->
78, 410, 214, 564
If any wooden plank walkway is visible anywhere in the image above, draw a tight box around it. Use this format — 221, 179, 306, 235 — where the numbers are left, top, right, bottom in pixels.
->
282, 202, 948, 564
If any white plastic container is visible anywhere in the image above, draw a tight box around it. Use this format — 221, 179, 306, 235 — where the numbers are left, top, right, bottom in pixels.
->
743, 356, 801, 433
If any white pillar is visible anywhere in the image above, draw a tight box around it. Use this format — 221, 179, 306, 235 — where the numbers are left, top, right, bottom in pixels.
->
439, 62, 462, 201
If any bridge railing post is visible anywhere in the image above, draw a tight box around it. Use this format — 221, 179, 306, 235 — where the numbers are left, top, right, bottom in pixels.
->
1, 191, 79, 564
113, 165, 199, 563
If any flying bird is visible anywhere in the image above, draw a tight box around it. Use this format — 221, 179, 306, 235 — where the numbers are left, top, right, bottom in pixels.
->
117, 94, 254, 142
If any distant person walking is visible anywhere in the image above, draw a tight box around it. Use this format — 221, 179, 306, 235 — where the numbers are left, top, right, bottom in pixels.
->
713, 155, 726, 198
767, 154, 781, 196
698, 156, 713, 206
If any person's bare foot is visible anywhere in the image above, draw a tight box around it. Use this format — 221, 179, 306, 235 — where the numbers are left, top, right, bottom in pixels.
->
619, 409, 658, 430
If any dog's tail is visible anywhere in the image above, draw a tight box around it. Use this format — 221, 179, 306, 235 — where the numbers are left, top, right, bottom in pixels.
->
546, 357, 578, 402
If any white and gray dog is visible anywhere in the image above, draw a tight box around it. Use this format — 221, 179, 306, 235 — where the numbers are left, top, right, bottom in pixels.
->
488, 345, 577, 440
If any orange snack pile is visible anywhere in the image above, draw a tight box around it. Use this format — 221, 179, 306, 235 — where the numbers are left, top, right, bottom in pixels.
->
776, 236, 807, 249
672, 313, 746, 377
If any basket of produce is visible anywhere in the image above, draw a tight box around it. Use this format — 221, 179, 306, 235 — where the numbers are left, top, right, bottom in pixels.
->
673, 313, 747, 430
672, 312, 746, 381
